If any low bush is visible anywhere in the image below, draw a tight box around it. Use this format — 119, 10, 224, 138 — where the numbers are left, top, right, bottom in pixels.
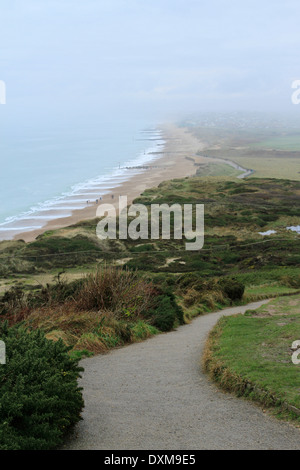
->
0, 322, 84, 450
219, 278, 245, 301
0, 286, 28, 317
177, 274, 244, 308
183, 288, 201, 307
0, 267, 185, 357
280, 274, 300, 288
28, 277, 84, 308
145, 295, 177, 332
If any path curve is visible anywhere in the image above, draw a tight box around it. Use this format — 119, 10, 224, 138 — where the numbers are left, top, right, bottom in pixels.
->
64, 300, 300, 450
199, 154, 254, 179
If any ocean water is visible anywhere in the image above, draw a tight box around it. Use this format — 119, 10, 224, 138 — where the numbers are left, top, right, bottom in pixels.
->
0, 120, 164, 240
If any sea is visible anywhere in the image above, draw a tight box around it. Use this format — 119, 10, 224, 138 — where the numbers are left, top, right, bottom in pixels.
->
0, 119, 165, 241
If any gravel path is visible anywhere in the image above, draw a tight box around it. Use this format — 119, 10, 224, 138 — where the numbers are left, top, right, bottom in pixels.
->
64, 300, 300, 450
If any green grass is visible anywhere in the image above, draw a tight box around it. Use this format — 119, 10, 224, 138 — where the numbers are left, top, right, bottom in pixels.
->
190, 125, 300, 180
203, 294, 300, 421
1, 176, 300, 324
196, 162, 242, 178
2, 176, 299, 278
244, 283, 300, 300
250, 135, 300, 151
228, 156, 300, 181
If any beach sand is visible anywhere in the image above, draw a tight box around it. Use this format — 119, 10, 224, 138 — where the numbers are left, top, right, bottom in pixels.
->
13, 125, 205, 243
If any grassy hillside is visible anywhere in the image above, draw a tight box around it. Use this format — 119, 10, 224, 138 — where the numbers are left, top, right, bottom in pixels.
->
1, 176, 299, 290
189, 126, 300, 180
0, 174, 299, 352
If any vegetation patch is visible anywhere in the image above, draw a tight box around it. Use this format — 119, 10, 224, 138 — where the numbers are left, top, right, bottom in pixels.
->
0, 267, 183, 357
0, 322, 83, 450
1, 163, 300, 449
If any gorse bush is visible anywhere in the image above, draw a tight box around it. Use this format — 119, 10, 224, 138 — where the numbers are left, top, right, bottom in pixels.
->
145, 295, 177, 332
0, 322, 84, 450
143, 285, 184, 332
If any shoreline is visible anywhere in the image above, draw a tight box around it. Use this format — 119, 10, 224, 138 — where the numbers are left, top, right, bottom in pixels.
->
9, 125, 205, 243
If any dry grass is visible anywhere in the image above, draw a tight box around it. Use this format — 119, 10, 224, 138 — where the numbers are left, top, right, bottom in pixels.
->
73, 266, 154, 319
25, 304, 157, 354
2, 266, 159, 355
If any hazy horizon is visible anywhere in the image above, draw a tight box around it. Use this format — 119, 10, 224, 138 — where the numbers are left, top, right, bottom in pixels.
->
1, 0, 300, 131
1, 0, 300, 232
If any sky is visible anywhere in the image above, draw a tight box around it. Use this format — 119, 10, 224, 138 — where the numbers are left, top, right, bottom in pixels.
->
1, 0, 300, 128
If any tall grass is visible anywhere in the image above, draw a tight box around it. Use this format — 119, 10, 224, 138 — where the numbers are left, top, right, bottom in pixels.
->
73, 266, 154, 319
0, 266, 161, 355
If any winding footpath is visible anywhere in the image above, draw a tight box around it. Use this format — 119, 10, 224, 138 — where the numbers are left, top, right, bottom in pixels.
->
199, 154, 254, 179
64, 300, 300, 450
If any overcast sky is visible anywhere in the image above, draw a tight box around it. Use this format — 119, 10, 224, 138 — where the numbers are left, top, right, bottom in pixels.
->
1, 0, 300, 127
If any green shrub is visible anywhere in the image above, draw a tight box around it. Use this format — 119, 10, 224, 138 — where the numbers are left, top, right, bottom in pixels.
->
74, 267, 153, 320
219, 278, 245, 301
0, 322, 84, 450
146, 295, 177, 332
177, 273, 201, 289
143, 286, 184, 332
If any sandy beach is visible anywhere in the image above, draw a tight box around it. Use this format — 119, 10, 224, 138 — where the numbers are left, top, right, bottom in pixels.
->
11, 125, 205, 243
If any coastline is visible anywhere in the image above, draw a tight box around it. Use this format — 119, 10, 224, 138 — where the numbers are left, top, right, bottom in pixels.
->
10, 125, 205, 243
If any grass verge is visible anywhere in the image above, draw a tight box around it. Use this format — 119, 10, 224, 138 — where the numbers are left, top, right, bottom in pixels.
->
203, 294, 300, 423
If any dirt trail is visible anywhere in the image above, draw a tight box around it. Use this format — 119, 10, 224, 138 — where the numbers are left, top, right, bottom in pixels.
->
64, 300, 300, 450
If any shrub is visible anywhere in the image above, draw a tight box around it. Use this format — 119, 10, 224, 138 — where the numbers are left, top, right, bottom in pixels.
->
219, 278, 245, 301
74, 267, 154, 320
28, 277, 84, 308
177, 273, 201, 289
0, 322, 84, 450
146, 295, 177, 332
0, 286, 28, 317
183, 288, 201, 307
143, 286, 184, 332
0, 278, 85, 323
